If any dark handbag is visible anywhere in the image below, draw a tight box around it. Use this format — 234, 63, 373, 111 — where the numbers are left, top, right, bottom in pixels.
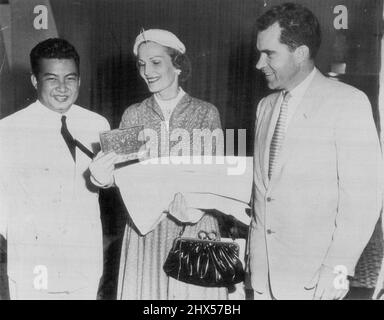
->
163, 229, 245, 287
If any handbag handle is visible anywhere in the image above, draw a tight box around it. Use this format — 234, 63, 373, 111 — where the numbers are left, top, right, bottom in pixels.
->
178, 224, 221, 241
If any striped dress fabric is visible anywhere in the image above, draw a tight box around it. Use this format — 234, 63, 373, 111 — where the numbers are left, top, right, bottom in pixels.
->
268, 91, 291, 180
116, 93, 228, 300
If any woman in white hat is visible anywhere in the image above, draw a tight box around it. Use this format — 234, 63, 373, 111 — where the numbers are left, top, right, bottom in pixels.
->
90, 29, 228, 300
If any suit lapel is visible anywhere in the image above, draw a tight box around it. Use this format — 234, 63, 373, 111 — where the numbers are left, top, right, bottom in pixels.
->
259, 93, 282, 187
268, 71, 327, 188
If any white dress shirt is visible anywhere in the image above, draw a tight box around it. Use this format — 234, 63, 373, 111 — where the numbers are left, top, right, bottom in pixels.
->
282, 67, 317, 132
0, 100, 110, 299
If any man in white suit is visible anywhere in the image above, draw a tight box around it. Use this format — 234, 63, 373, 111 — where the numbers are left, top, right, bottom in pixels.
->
250, 3, 382, 300
0, 38, 110, 299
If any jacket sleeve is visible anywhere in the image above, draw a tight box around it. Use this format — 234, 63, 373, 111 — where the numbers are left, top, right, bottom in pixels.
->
119, 104, 140, 129
207, 105, 222, 131
0, 177, 8, 240
322, 89, 383, 275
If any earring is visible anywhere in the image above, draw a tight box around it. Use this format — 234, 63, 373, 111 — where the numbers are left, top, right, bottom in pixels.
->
175, 70, 181, 75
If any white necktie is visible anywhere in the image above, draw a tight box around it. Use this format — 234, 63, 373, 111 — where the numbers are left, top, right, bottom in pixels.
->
268, 91, 291, 180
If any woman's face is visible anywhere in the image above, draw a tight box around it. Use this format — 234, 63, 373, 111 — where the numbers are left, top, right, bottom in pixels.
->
137, 41, 180, 98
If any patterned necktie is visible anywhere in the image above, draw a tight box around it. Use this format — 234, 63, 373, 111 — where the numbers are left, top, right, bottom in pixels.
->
61, 115, 76, 162
268, 91, 291, 180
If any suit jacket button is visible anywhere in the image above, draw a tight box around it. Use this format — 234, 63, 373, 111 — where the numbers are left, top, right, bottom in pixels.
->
267, 197, 272, 202
267, 229, 273, 234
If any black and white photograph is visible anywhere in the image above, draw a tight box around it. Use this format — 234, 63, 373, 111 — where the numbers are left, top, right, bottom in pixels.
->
0, 0, 383, 304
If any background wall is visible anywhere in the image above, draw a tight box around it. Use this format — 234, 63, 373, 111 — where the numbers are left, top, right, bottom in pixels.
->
1, 0, 382, 148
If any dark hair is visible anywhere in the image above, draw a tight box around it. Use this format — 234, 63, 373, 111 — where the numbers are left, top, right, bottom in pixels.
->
165, 47, 192, 82
30, 38, 80, 76
256, 2, 321, 59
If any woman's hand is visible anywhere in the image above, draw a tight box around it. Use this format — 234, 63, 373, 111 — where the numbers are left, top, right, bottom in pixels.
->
89, 151, 119, 187
168, 192, 204, 224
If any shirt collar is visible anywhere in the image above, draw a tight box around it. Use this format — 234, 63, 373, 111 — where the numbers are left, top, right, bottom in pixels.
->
288, 67, 317, 99
34, 99, 75, 119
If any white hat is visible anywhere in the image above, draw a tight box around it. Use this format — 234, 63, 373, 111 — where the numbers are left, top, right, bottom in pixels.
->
133, 29, 186, 56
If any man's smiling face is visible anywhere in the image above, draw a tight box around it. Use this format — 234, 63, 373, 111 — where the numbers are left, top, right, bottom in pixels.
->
31, 58, 80, 113
256, 22, 301, 92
